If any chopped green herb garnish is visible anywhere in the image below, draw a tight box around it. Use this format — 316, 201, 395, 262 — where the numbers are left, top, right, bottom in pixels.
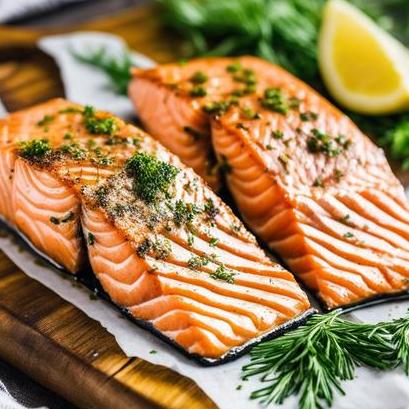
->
37, 115, 54, 127
226, 62, 242, 73
18, 139, 52, 159
149, 349, 157, 354
188, 255, 210, 269
300, 111, 318, 122
64, 132, 73, 140
288, 96, 301, 109
59, 107, 82, 114
242, 107, 260, 120
210, 264, 235, 283
60, 142, 88, 160
203, 101, 231, 116
313, 177, 324, 187
137, 237, 171, 260
85, 116, 118, 135
209, 237, 219, 247
261, 88, 289, 114
190, 71, 208, 84
204, 198, 219, 221
307, 129, 351, 157
189, 86, 207, 97
173, 200, 199, 227
125, 153, 179, 203
88, 232, 95, 245
272, 130, 284, 139
344, 232, 354, 238
266, 144, 273, 150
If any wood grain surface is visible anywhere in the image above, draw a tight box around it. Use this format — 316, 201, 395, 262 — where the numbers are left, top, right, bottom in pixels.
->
0, 6, 217, 409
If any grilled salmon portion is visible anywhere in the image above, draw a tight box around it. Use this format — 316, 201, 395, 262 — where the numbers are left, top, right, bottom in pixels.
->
0, 99, 141, 272
131, 56, 409, 309
0, 98, 311, 360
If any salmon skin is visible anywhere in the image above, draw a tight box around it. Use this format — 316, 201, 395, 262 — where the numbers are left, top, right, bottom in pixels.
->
0, 98, 312, 363
130, 56, 409, 310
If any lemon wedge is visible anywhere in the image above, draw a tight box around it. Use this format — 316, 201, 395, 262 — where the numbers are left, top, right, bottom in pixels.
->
318, 0, 409, 114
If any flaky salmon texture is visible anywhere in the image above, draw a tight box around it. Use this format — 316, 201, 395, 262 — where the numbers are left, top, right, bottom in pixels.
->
0, 98, 311, 361
130, 56, 409, 310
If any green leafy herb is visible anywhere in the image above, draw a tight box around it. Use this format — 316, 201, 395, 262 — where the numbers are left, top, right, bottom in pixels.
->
242, 107, 260, 119
307, 129, 351, 157
173, 200, 199, 227
300, 111, 318, 122
71, 47, 133, 95
125, 153, 179, 202
385, 312, 409, 375
190, 71, 208, 84
204, 198, 219, 220
18, 139, 52, 159
189, 85, 207, 97
203, 100, 232, 117
136, 236, 171, 259
272, 130, 284, 139
242, 310, 398, 409
60, 142, 88, 160
188, 255, 210, 269
210, 264, 235, 283
158, 0, 409, 168
83, 106, 118, 136
261, 88, 289, 114
37, 115, 54, 127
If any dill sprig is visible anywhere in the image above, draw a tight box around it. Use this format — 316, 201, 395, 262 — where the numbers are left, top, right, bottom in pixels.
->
242, 310, 409, 409
71, 47, 132, 95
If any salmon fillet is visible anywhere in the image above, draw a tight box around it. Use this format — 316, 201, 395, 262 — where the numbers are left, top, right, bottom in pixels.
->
0, 99, 140, 272
0, 98, 311, 360
130, 57, 409, 310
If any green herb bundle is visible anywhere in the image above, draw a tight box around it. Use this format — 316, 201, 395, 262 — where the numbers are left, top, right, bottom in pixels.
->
242, 310, 409, 409
158, 0, 409, 168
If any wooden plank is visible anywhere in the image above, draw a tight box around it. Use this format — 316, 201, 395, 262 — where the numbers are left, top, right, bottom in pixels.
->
0, 6, 217, 409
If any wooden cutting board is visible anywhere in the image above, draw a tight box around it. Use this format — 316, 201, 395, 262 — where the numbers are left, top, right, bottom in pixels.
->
0, 6, 217, 409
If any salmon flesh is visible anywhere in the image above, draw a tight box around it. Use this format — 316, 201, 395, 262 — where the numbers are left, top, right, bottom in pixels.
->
0, 98, 311, 362
130, 56, 409, 310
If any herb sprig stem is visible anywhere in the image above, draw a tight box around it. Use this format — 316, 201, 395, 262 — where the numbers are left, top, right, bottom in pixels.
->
243, 310, 409, 409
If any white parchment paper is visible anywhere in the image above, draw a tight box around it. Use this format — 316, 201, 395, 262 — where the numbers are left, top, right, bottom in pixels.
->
2, 31, 409, 409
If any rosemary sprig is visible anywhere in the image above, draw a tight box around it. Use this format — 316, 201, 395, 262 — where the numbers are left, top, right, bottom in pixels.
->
384, 311, 409, 375
242, 310, 409, 409
71, 47, 132, 95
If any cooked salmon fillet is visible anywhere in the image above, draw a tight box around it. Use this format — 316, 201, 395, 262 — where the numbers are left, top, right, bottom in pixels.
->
130, 57, 409, 309
0, 98, 311, 360
0, 99, 140, 272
